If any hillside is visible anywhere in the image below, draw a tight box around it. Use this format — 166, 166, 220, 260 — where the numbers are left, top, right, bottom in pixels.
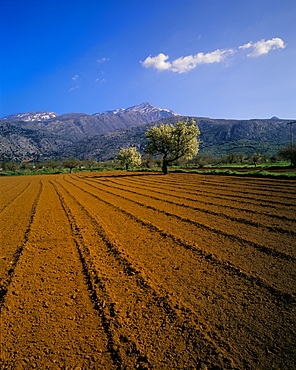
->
61, 116, 294, 161
0, 103, 294, 161
2, 111, 59, 122
0, 121, 72, 161
1, 103, 180, 143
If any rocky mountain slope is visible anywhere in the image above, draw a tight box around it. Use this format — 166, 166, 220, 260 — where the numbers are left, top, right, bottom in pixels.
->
0, 103, 294, 161
62, 116, 294, 161
0, 121, 72, 161
1, 103, 179, 143
94, 102, 179, 120
2, 111, 59, 122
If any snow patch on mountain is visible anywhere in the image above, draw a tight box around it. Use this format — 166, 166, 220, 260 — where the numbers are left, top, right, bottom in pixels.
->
2, 111, 59, 122
93, 102, 179, 117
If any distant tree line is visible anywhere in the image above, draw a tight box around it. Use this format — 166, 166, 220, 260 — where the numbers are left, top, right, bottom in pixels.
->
1, 149, 294, 175
0, 158, 119, 174
1, 118, 295, 174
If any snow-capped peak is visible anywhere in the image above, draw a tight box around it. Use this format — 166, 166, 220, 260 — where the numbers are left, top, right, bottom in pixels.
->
93, 102, 179, 117
1, 111, 59, 122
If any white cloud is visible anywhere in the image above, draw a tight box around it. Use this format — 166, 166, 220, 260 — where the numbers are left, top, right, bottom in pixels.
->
172, 49, 234, 73
72, 74, 79, 80
239, 42, 253, 50
69, 86, 80, 92
97, 57, 110, 63
239, 37, 286, 57
141, 49, 234, 74
142, 37, 286, 73
141, 53, 172, 71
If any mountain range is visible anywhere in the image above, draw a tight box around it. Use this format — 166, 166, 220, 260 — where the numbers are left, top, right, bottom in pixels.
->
0, 102, 294, 162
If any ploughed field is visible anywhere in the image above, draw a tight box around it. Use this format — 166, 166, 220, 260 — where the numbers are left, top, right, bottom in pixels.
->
0, 171, 295, 370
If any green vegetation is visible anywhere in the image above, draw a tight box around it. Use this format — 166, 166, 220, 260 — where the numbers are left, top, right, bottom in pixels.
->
200, 139, 287, 158
278, 147, 296, 167
0, 159, 121, 176
170, 168, 296, 179
145, 118, 200, 174
62, 158, 81, 174
1, 136, 295, 179
115, 147, 142, 170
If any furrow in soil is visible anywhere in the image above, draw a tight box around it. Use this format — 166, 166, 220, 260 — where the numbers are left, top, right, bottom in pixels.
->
97, 176, 296, 225
0, 181, 31, 214
0, 179, 42, 309
70, 175, 296, 293
1, 172, 295, 370
86, 176, 295, 238
0, 178, 114, 369
60, 174, 296, 369
115, 174, 296, 211
54, 176, 241, 369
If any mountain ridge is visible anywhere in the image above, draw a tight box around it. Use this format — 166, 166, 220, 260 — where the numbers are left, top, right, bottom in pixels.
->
61, 116, 294, 161
0, 103, 178, 143
1, 103, 179, 122
93, 102, 179, 118
0, 103, 294, 162
2, 111, 59, 122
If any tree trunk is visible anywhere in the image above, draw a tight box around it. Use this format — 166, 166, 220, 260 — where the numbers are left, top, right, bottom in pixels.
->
162, 158, 169, 174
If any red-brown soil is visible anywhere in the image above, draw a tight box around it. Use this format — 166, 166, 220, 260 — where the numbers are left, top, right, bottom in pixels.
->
0, 172, 295, 369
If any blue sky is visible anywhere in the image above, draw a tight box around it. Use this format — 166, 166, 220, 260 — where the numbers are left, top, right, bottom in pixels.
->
1, 0, 295, 119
